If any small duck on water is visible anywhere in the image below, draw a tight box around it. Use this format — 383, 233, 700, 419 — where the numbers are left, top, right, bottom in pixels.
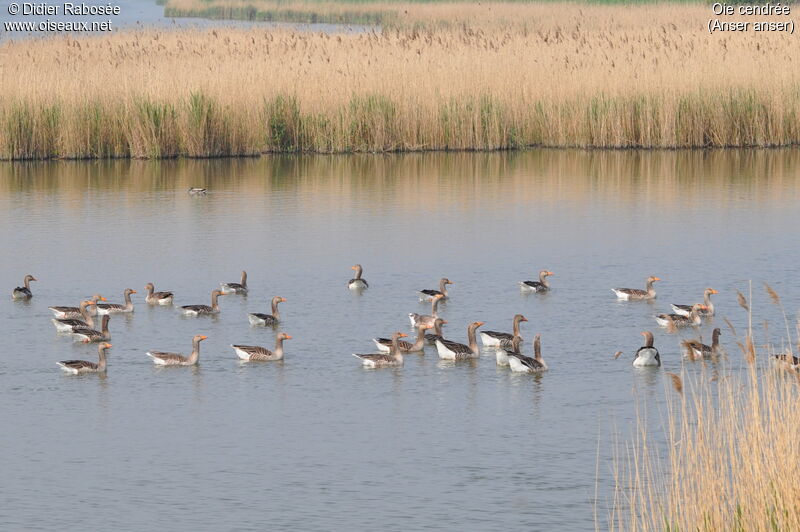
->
188, 187, 207, 196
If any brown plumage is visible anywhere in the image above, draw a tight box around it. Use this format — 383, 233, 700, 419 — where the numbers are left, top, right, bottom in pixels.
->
232, 333, 292, 361
147, 335, 207, 366
57, 342, 112, 374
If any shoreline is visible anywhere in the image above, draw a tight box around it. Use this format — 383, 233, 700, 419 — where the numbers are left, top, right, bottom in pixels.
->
3, 141, 800, 163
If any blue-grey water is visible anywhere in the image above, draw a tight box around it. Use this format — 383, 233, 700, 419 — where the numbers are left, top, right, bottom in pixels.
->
1, 151, 798, 530
0, 0, 370, 40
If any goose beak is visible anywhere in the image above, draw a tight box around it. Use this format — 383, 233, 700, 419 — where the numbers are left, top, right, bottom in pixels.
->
130, 290, 137, 294
351, 266, 357, 270
281, 297, 287, 302
521, 317, 529, 322
476, 321, 485, 326
100, 296, 107, 301
106, 344, 113, 348
653, 277, 661, 281
710, 289, 719, 294
200, 335, 208, 340
399, 333, 408, 338
547, 271, 554, 275
442, 320, 448, 324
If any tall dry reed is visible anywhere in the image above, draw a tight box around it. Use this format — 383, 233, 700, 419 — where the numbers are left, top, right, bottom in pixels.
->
1, 3, 799, 159
609, 287, 800, 531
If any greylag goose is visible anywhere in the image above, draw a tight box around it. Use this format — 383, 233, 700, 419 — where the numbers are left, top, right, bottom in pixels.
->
436, 321, 484, 360
144, 283, 174, 305
248, 296, 285, 326
633, 331, 660, 367
49, 294, 105, 319
348, 264, 368, 289
220, 271, 248, 294
672, 288, 717, 317
496, 335, 522, 366
480, 314, 528, 347
612, 276, 660, 300
655, 304, 706, 328
12, 274, 36, 300
52, 300, 96, 332
419, 278, 453, 301
424, 318, 448, 345
409, 293, 443, 328
520, 271, 553, 292
232, 333, 292, 361
180, 289, 226, 316
71, 315, 111, 343
147, 335, 207, 366
96, 288, 136, 314
353, 332, 407, 367
188, 187, 207, 195
508, 334, 547, 373
682, 328, 724, 359
773, 351, 800, 371
374, 323, 428, 353
57, 342, 112, 374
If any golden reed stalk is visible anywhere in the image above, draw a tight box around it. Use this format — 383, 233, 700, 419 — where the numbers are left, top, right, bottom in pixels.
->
1, 3, 799, 159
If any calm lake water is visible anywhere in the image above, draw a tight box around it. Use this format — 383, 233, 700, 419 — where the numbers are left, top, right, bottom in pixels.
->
1, 150, 799, 530
0, 0, 369, 40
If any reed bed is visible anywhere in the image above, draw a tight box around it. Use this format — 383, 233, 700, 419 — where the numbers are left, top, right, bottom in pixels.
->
609, 288, 800, 531
2, 3, 799, 159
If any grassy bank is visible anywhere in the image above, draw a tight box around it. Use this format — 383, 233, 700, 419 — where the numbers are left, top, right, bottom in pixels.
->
609, 288, 800, 530
160, 0, 723, 28
2, 3, 799, 160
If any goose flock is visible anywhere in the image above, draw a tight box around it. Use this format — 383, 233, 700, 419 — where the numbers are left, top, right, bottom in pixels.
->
10, 265, 763, 377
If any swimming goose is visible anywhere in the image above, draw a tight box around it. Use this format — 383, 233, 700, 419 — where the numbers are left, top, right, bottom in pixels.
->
409, 293, 444, 328
655, 304, 706, 328
180, 289, 226, 316
188, 187, 207, 195
508, 334, 547, 373
436, 321, 484, 360
248, 296, 285, 326
374, 323, 429, 353
633, 331, 660, 367
613, 276, 660, 300
348, 264, 368, 289
232, 333, 292, 361
52, 300, 96, 332
671, 288, 718, 317
681, 328, 724, 360
49, 294, 105, 319
520, 271, 553, 292
57, 342, 112, 374
71, 315, 111, 343
353, 332, 407, 367
496, 334, 522, 366
12, 274, 36, 300
220, 271, 248, 294
424, 318, 448, 345
773, 352, 800, 371
480, 314, 528, 347
147, 335, 207, 366
96, 288, 136, 314
419, 278, 453, 301
144, 283, 174, 305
